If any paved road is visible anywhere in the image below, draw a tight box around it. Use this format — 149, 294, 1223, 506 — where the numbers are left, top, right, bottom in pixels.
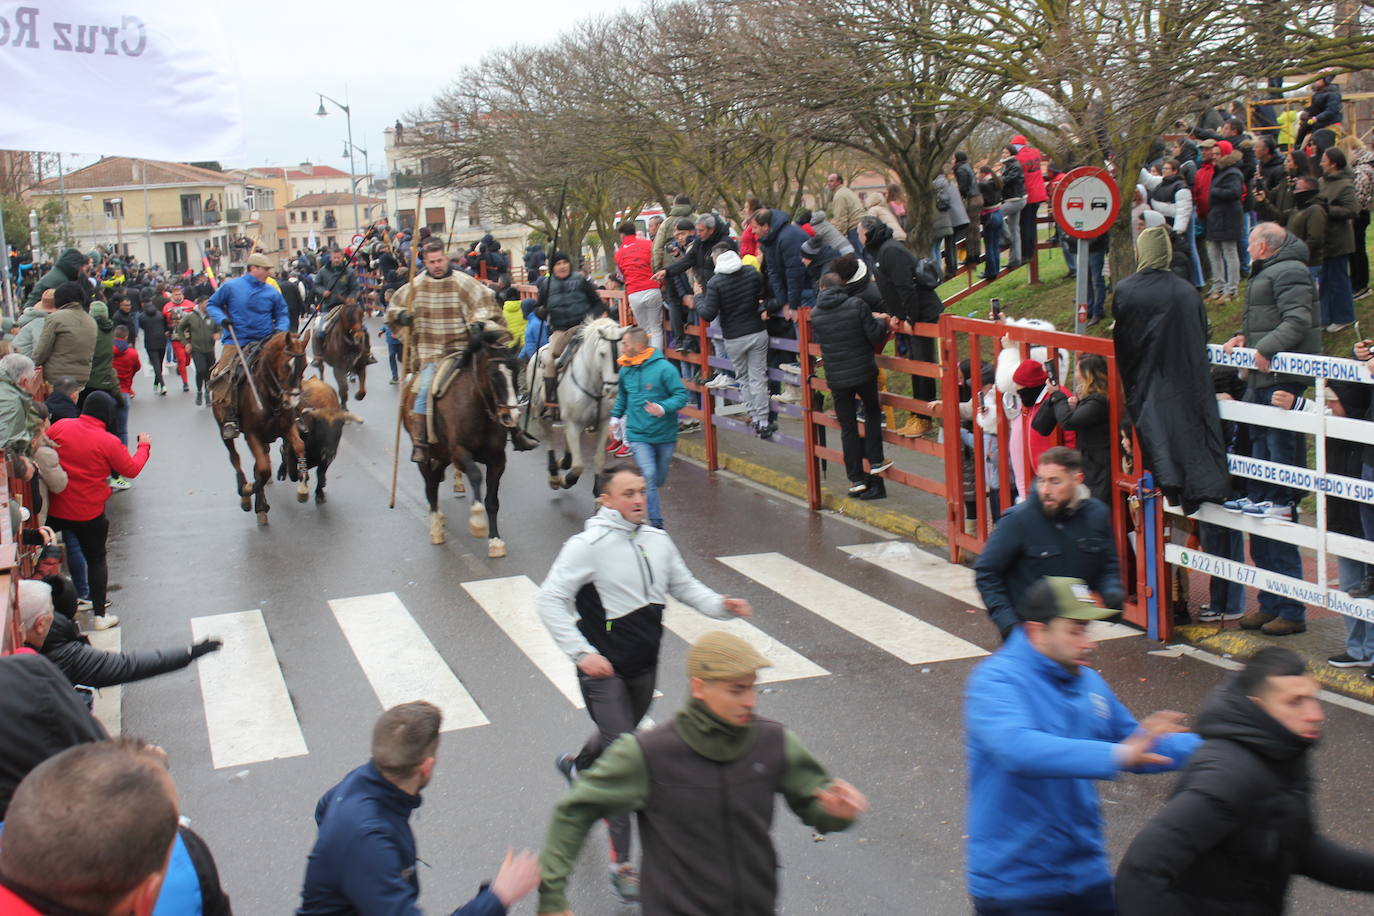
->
97, 343, 1374, 915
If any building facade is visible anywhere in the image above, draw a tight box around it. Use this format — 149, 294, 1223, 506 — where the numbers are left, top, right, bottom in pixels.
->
284, 192, 385, 253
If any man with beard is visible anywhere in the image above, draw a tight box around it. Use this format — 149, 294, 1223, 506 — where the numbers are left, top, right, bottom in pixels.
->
974, 447, 1123, 641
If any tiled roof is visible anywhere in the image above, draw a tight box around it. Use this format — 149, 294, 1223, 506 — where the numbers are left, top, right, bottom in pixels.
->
257, 165, 353, 181
35, 157, 233, 191
286, 192, 384, 207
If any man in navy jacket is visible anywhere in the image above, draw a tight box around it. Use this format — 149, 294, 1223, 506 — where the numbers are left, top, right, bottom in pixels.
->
298, 701, 538, 915
964, 577, 1201, 915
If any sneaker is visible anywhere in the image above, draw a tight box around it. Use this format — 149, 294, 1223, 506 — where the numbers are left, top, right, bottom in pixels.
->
1356, 288, 1372, 301
609, 864, 640, 904
554, 752, 577, 785
1197, 605, 1243, 622
869, 457, 894, 475
92, 614, 120, 631
182, 383, 190, 392
847, 481, 869, 496
775, 386, 801, 405
705, 374, 735, 389
1327, 322, 1354, 333
777, 362, 802, 375
195, 391, 203, 405
389, 378, 399, 385
76, 598, 93, 612
1222, 497, 1254, 513
1261, 617, 1306, 636
755, 421, 777, 440
606, 438, 622, 453
108, 476, 132, 491
1241, 500, 1293, 522
613, 442, 632, 458
1327, 653, 1374, 668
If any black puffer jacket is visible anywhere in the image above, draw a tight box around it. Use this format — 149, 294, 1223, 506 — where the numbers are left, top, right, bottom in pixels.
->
809, 286, 886, 389
863, 220, 943, 324
666, 217, 734, 291
140, 303, 167, 349
41, 611, 194, 689
1116, 679, 1374, 915
1206, 150, 1246, 241
697, 251, 766, 339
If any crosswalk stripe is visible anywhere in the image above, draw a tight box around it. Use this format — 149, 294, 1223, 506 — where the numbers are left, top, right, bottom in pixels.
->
191, 610, 308, 769
87, 626, 122, 736
328, 593, 489, 731
840, 541, 1141, 642
462, 577, 585, 709
663, 599, 830, 684
719, 553, 989, 665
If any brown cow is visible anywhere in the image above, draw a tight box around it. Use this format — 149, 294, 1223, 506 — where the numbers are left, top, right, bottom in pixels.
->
276, 378, 363, 503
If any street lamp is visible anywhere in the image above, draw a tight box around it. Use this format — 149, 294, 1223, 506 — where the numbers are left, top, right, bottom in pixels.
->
315, 90, 361, 237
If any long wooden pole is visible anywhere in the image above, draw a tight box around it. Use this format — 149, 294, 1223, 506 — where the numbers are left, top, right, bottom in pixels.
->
389, 183, 424, 508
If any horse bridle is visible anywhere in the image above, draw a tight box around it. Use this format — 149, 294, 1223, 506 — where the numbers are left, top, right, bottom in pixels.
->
470, 347, 518, 428
567, 325, 619, 429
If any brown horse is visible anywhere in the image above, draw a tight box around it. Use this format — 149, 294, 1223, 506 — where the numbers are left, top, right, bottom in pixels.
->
312, 302, 370, 406
401, 326, 519, 557
215, 330, 312, 525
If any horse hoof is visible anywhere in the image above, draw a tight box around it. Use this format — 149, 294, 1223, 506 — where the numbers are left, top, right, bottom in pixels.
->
256, 512, 269, 526
315, 491, 326, 504
548, 476, 562, 491
356, 390, 366, 401
240, 483, 253, 497
429, 511, 446, 545
468, 506, 489, 539
297, 489, 309, 503
488, 538, 507, 559
240, 496, 251, 512
564, 469, 582, 489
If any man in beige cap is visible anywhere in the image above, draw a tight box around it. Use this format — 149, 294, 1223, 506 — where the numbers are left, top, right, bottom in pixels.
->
205, 251, 290, 438
536, 630, 869, 916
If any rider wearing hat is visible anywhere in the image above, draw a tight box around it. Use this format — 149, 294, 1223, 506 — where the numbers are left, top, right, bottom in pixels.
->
206, 252, 290, 439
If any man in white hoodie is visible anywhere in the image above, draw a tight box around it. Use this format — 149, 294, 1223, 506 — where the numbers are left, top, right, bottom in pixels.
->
536, 464, 753, 902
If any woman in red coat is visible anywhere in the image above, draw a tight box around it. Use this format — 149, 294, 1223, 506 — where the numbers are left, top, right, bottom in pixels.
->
45, 390, 151, 630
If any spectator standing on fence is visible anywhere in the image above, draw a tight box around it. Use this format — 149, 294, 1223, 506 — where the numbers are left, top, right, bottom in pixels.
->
955, 152, 983, 268
859, 214, 944, 439
1116, 647, 1374, 913
1222, 221, 1319, 636
934, 172, 969, 279
974, 447, 1123, 641
699, 245, 776, 439
811, 273, 893, 499
825, 173, 866, 253
977, 165, 1005, 279
965, 576, 1199, 915
1340, 135, 1374, 299
1318, 147, 1359, 332
615, 221, 663, 350
1294, 70, 1344, 151
652, 195, 694, 272
1113, 209, 1231, 515
1011, 134, 1047, 263
998, 148, 1027, 270
1203, 140, 1245, 305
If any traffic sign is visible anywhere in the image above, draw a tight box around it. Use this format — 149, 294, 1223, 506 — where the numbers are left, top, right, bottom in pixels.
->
1051, 167, 1120, 239
350, 233, 365, 248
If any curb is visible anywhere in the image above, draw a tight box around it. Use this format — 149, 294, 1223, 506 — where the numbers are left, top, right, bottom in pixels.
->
673, 436, 948, 549
1175, 624, 1374, 702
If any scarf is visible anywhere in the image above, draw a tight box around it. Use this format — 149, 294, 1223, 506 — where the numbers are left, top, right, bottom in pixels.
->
617, 347, 655, 368
672, 697, 758, 763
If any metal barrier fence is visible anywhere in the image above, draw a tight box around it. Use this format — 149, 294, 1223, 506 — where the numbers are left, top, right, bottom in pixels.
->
1157, 347, 1374, 633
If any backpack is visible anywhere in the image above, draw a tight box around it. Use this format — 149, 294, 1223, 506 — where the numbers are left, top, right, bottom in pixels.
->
913, 256, 944, 289
936, 186, 952, 212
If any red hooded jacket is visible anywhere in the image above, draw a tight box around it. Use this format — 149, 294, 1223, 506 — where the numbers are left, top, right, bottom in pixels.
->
1013, 136, 1048, 204
46, 416, 150, 520
112, 340, 141, 395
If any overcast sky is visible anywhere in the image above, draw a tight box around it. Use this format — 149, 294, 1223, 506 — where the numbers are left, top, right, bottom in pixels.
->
69, 0, 643, 176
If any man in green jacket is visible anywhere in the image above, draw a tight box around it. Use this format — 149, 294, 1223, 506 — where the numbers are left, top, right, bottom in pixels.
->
1222, 222, 1319, 635
651, 196, 695, 273
537, 631, 868, 916
32, 282, 97, 389
177, 298, 220, 406
611, 325, 689, 529
20, 248, 88, 310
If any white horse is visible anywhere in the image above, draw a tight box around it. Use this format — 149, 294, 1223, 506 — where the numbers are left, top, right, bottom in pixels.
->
524, 315, 626, 490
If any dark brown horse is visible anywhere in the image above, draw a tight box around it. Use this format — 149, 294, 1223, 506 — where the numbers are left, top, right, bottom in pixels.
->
312, 302, 370, 406
215, 330, 312, 525
401, 327, 519, 557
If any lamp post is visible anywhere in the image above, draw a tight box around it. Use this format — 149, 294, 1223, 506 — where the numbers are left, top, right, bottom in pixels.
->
343, 140, 372, 228
315, 90, 361, 236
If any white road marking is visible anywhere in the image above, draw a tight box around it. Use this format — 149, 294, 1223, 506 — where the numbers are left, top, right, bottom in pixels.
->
87, 625, 121, 735
328, 592, 489, 730
191, 610, 308, 769
663, 598, 829, 683
463, 577, 585, 708
1172, 643, 1374, 718
839, 541, 1141, 642
719, 553, 989, 665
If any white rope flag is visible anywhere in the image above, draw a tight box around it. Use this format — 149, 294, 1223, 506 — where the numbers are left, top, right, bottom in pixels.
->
0, 2, 246, 158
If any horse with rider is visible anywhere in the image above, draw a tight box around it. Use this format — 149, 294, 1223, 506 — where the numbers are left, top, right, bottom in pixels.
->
387, 237, 538, 556
206, 252, 314, 524
310, 246, 373, 406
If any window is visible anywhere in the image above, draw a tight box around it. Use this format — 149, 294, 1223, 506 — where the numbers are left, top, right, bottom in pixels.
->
327, 236, 336, 248
467, 201, 480, 227
243, 188, 255, 210
164, 241, 187, 273
258, 189, 274, 210
289, 211, 296, 223
323, 209, 337, 229
103, 198, 124, 219
312, 210, 319, 222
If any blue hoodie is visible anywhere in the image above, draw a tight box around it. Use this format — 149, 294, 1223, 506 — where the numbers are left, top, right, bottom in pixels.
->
756, 208, 809, 310
297, 762, 505, 916
963, 628, 1200, 903
206, 273, 289, 345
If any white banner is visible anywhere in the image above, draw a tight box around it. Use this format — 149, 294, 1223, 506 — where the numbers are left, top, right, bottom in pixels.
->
1207, 344, 1374, 384
1226, 454, 1374, 506
1166, 543, 1374, 623
0, 1, 245, 159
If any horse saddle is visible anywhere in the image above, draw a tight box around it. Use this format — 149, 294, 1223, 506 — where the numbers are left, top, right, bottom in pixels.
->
213, 340, 263, 387
553, 325, 589, 374
404, 354, 464, 445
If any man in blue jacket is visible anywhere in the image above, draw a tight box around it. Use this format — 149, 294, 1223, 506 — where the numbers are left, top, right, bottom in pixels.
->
749, 208, 808, 313
206, 252, 290, 438
964, 577, 1201, 915
611, 325, 690, 529
298, 701, 538, 916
